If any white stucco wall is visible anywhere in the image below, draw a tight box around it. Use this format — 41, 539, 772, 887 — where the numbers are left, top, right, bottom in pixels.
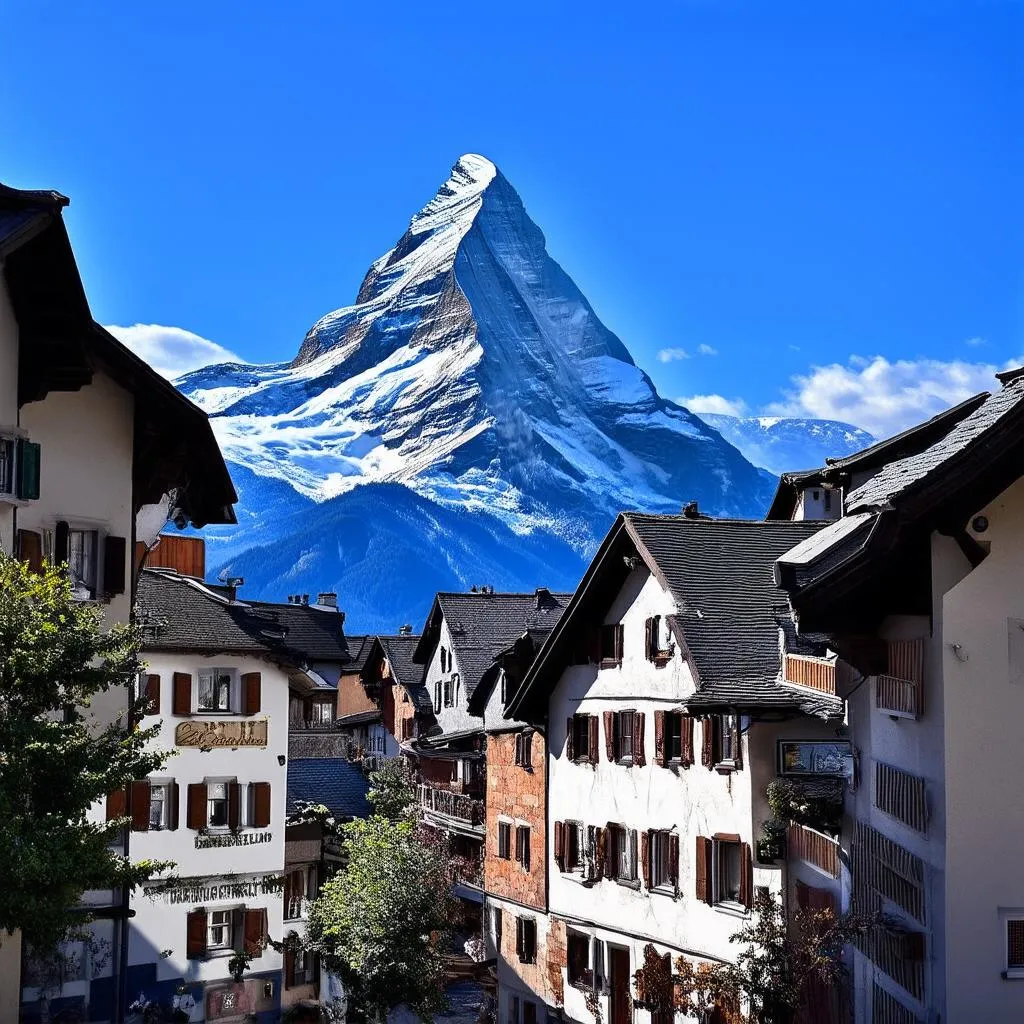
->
424, 617, 482, 735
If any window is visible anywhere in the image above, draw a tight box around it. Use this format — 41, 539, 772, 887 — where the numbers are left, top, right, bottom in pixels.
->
778, 740, 851, 777
443, 677, 453, 707
599, 624, 624, 666
523, 1002, 537, 1024
491, 906, 503, 949
208, 909, 233, 951
149, 783, 170, 830
713, 838, 743, 907
645, 615, 673, 661
0, 437, 14, 496
650, 830, 676, 889
198, 669, 235, 712
608, 825, 638, 883
498, 821, 512, 859
208, 781, 230, 828
516, 825, 531, 871
1007, 918, 1024, 976
665, 712, 683, 762
568, 713, 596, 763
308, 700, 334, 726
293, 947, 311, 984
434, 680, 441, 713
402, 717, 415, 741
509, 996, 520, 1024
515, 916, 536, 964
515, 731, 533, 770
703, 714, 741, 769
613, 710, 635, 763
567, 931, 592, 987
718, 715, 739, 764
68, 529, 98, 600
565, 820, 583, 871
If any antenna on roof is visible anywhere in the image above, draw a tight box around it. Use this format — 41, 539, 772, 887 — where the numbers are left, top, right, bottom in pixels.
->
217, 570, 245, 603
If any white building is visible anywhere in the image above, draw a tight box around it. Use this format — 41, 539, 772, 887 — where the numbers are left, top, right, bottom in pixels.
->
506, 513, 849, 1024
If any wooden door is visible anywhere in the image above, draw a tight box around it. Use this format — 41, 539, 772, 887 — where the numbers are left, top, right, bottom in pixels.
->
609, 946, 631, 1024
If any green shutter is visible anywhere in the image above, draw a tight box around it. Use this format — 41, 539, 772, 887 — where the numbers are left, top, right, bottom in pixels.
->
15, 440, 40, 501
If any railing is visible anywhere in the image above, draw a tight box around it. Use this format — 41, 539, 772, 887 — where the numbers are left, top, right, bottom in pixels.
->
417, 784, 484, 826
788, 823, 840, 878
875, 674, 921, 719
284, 896, 309, 921
783, 654, 836, 695
361, 755, 382, 775
290, 718, 339, 732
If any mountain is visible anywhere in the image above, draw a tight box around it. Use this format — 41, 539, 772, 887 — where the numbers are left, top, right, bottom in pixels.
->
178, 154, 778, 629
696, 413, 875, 476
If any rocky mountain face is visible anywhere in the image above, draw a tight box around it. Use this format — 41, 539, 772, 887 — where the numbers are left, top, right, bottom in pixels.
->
178, 155, 782, 629
696, 414, 875, 476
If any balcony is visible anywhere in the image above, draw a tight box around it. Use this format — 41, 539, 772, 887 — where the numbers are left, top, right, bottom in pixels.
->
788, 823, 840, 879
417, 784, 484, 830
876, 674, 921, 719
783, 654, 836, 696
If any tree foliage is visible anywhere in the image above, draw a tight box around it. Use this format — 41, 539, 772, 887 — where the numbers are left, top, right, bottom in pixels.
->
0, 555, 172, 951
367, 756, 416, 822
305, 815, 459, 1022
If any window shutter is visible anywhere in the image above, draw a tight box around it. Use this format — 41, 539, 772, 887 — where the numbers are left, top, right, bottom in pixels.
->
564, 717, 574, 761
654, 711, 665, 766
668, 834, 679, 895
554, 821, 565, 871
695, 836, 712, 904
228, 781, 241, 829
603, 711, 615, 761
595, 827, 607, 880
634, 712, 646, 767
644, 618, 654, 661
16, 530, 43, 573
187, 783, 207, 829
244, 908, 265, 956
515, 917, 524, 959
251, 782, 271, 828
173, 673, 192, 716
614, 624, 624, 662
54, 520, 70, 563
130, 780, 151, 832
284, 948, 295, 989
733, 720, 743, 770
15, 439, 40, 501
741, 843, 753, 909
168, 781, 180, 831
102, 535, 127, 597
701, 718, 714, 768
682, 715, 694, 767
242, 672, 262, 714
144, 675, 161, 715
186, 909, 207, 959
106, 788, 127, 822
588, 629, 602, 664
588, 715, 599, 764
641, 830, 650, 888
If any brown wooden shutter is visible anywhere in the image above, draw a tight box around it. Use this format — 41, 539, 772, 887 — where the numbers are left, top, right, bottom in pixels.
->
603, 711, 615, 761
17, 530, 43, 573
654, 711, 665, 766
186, 909, 207, 959
242, 672, 262, 714
566, 717, 574, 761
668, 833, 679, 894
54, 520, 69, 563
244, 908, 265, 955
644, 618, 654, 661
614, 624, 624, 662
741, 843, 753, 909
130, 780, 151, 832
228, 781, 241, 829
284, 948, 295, 989
168, 781, 180, 831
682, 715, 694, 767
733, 719, 743, 770
695, 836, 712, 904
103, 535, 127, 596
595, 827, 606, 879
588, 715, 599, 764
251, 782, 271, 828
187, 783, 207, 829
173, 673, 192, 716
143, 675, 161, 714
634, 712, 646, 767
641, 830, 650, 888
554, 821, 565, 871
701, 718, 714, 768
588, 629, 601, 664
106, 788, 127, 822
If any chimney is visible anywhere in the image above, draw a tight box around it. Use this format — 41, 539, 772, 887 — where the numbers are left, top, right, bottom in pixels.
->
535, 586, 552, 609
317, 592, 337, 608
398, 624, 413, 636
302, 594, 310, 606
682, 501, 700, 519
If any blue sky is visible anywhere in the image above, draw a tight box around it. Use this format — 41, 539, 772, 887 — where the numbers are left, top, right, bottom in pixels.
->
2, 1, 1020, 437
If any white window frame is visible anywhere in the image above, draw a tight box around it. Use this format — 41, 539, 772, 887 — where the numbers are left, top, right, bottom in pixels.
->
712, 837, 743, 910
1001, 909, 1024, 979
0, 435, 17, 499
67, 527, 100, 601
650, 830, 674, 890
206, 777, 235, 831
717, 714, 740, 768
196, 667, 239, 714
207, 907, 235, 953
149, 779, 172, 831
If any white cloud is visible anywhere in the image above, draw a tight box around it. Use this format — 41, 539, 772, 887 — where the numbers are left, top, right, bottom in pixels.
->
657, 347, 690, 363
765, 354, 1011, 438
105, 323, 244, 380
965, 336, 986, 347
677, 393, 749, 418
697, 343, 718, 356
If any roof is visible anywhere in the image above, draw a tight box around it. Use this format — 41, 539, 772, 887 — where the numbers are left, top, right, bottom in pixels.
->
138, 569, 349, 663
415, 590, 572, 698
341, 635, 373, 674
379, 635, 425, 689
286, 758, 371, 818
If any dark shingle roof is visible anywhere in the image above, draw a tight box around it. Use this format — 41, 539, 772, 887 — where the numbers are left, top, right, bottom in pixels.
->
378, 635, 432, 714
427, 591, 572, 697
138, 570, 349, 663
342, 636, 373, 674
286, 758, 371, 818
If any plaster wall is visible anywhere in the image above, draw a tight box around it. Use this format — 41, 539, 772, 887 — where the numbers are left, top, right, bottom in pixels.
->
424, 616, 482, 735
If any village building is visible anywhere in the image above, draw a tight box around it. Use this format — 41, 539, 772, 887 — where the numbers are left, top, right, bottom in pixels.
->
505, 513, 852, 1024
358, 632, 435, 750
127, 555, 352, 1022
772, 367, 1024, 1024
0, 183, 236, 1023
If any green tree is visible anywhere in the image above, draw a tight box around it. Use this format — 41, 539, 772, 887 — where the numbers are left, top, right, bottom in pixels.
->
0, 554, 172, 953
305, 815, 459, 1023
367, 756, 416, 821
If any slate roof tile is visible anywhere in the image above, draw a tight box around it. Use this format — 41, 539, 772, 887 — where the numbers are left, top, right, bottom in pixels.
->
286, 758, 371, 818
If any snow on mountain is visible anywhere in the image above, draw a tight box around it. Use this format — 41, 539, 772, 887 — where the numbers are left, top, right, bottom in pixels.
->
178, 154, 778, 627
696, 413, 875, 476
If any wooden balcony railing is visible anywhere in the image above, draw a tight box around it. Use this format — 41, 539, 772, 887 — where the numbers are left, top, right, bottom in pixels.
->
783, 654, 836, 695
788, 823, 840, 878
417, 784, 484, 826
876, 674, 921, 719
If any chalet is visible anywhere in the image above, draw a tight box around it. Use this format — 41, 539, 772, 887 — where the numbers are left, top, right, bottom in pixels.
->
0, 184, 236, 1023
773, 367, 1024, 1023
505, 514, 852, 1024
358, 633, 435, 751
